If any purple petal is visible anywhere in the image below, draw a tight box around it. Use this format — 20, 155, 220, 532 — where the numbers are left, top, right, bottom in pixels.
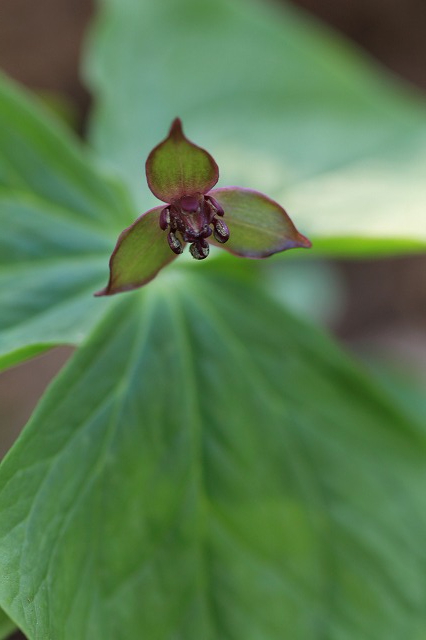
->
145, 118, 219, 203
95, 207, 181, 296
208, 187, 311, 258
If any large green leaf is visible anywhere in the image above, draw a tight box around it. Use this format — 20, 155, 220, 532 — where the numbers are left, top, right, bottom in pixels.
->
1, 267, 426, 639
85, 0, 426, 255
0, 74, 132, 229
0, 608, 16, 640
0, 75, 136, 369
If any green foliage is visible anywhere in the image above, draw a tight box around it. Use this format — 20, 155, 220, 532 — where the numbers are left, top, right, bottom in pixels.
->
85, 0, 426, 254
0, 608, 15, 639
0, 0, 426, 638
2, 270, 426, 639
210, 187, 310, 256
145, 118, 219, 202
96, 205, 177, 295
0, 75, 135, 370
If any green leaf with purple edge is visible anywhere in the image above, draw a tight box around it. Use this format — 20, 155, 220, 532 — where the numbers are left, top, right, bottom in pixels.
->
145, 118, 219, 203
210, 187, 311, 258
95, 207, 180, 295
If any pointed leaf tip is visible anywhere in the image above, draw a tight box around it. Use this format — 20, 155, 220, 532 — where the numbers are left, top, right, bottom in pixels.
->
146, 119, 219, 203
208, 187, 311, 258
95, 206, 180, 295
296, 233, 312, 249
169, 117, 184, 138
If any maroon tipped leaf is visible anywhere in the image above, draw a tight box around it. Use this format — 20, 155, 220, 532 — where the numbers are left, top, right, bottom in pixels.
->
145, 118, 219, 203
207, 187, 311, 258
95, 206, 181, 296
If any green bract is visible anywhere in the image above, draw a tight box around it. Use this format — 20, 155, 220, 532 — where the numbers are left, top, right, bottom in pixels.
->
97, 119, 311, 295
95, 206, 176, 295
146, 118, 219, 202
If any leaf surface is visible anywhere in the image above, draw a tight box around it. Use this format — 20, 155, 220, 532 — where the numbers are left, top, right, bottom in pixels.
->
0, 75, 137, 368
0, 73, 132, 229
1, 270, 426, 639
96, 206, 179, 295
0, 609, 16, 640
210, 187, 310, 257
146, 118, 218, 202
85, 0, 426, 255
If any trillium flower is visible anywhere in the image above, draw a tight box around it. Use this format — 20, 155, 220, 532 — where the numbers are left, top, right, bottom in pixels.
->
96, 119, 311, 295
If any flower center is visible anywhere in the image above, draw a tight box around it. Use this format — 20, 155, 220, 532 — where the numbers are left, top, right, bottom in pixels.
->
159, 194, 230, 260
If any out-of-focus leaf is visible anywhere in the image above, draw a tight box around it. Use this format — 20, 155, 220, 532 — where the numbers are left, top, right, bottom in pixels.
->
0, 75, 137, 369
85, 0, 426, 255
1, 268, 426, 639
263, 259, 345, 325
0, 191, 110, 370
360, 353, 426, 426
0, 608, 16, 639
0, 73, 132, 230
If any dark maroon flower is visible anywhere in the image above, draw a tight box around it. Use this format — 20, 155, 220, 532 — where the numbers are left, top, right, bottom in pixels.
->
96, 119, 311, 295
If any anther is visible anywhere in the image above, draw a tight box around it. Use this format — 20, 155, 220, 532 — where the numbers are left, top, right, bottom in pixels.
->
206, 195, 224, 217
190, 239, 209, 260
159, 206, 171, 230
167, 231, 183, 254
212, 217, 230, 243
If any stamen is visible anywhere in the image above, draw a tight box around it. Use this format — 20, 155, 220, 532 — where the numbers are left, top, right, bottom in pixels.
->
160, 195, 229, 257
190, 239, 209, 260
167, 231, 183, 254
159, 206, 170, 230
206, 195, 224, 216
212, 217, 230, 243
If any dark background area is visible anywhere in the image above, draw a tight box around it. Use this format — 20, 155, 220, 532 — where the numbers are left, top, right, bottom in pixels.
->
1, 0, 425, 636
